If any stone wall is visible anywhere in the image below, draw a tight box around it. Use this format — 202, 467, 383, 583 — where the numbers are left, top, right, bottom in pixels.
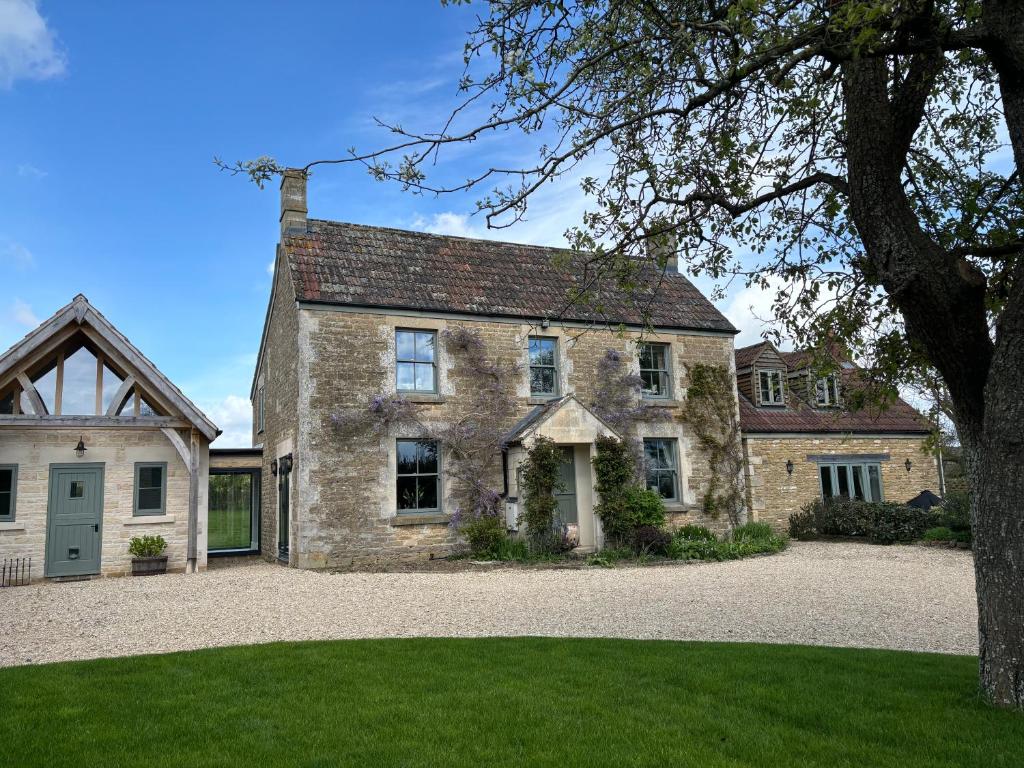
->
293, 307, 739, 567
743, 434, 940, 531
253, 248, 301, 560
0, 427, 207, 578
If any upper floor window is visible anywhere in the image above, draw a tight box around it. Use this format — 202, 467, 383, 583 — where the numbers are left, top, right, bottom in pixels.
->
815, 375, 840, 407
0, 465, 16, 522
643, 438, 679, 501
639, 343, 671, 399
256, 386, 266, 433
396, 330, 436, 393
819, 462, 882, 503
528, 337, 559, 397
396, 439, 440, 513
758, 369, 785, 405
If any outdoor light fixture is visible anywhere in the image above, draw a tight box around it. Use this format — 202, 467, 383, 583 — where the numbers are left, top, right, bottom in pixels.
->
541, 317, 550, 329
74, 436, 87, 458
271, 459, 278, 476
785, 459, 794, 476
905, 458, 913, 473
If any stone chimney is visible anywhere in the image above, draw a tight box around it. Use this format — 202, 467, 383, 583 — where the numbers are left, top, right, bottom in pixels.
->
646, 229, 678, 273
280, 168, 308, 236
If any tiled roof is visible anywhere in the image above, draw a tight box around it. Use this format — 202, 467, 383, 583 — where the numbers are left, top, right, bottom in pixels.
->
735, 344, 930, 435
738, 392, 930, 434
734, 341, 770, 369
283, 220, 736, 333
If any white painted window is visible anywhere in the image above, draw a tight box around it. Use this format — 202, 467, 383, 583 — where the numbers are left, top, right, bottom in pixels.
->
758, 369, 785, 405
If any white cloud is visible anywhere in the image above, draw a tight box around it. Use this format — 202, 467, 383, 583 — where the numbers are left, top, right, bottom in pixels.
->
16, 162, 46, 179
720, 281, 780, 349
1, 238, 35, 269
266, 259, 275, 277
412, 212, 485, 239
0, 0, 66, 89
9, 297, 38, 327
0, 297, 40, 351
204, 394, 253, 449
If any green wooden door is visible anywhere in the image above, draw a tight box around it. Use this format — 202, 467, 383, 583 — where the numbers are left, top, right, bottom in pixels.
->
46, 465, 104, 577
554, 447, 578, 525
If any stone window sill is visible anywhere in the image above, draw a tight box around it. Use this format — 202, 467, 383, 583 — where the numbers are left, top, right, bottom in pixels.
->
527, 396, 561, 405
400, 393, 446, 404
0, 522, 26, 532
663, 504, 695, 514
125, 515, 176, 525
390, 513, 451, 526
641, 398, 682, 408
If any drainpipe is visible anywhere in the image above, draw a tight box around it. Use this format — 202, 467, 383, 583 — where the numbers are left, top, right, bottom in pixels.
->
501, 448, 510, 499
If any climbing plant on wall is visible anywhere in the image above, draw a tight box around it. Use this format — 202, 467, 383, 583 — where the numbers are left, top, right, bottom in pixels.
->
520, 436, 564, 552
679, 363, 745, 526
330, 327, 520, 530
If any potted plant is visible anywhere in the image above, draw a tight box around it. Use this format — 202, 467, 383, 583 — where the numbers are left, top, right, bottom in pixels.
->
129, 535, 168, 576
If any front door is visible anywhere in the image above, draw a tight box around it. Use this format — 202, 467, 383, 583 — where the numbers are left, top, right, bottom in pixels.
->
554, 447, 578, 526
46, 464, 104, 577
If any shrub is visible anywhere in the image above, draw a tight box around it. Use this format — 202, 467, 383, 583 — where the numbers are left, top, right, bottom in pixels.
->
675, 524, 717, 542
866, 502, 934, 544
789, 502, 824, 539
922, 526, 955, 541
933, 491, 972, 534
788, 498, 932, 544
731, 522, 775, 543
596, 485, 667, 544
632, 525, 672, 555
129, 535, 167, 558
462, 514, 507, 555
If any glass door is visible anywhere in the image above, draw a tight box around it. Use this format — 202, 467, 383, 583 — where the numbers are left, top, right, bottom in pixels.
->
278, 455, 292, 561
208, 470, 259, 553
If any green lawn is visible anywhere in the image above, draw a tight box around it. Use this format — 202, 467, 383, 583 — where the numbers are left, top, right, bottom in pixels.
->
1, 639, 1021, 767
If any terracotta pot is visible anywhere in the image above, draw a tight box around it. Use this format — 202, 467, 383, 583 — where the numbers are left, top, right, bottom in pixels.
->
132, 555, 168, 576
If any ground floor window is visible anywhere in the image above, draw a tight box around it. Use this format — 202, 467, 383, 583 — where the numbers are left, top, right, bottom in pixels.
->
209, 470, 261, 553
643, 438, 679, 501
0, 465, 16, 521
397, 439, 440, 513
818, 462, 883, 502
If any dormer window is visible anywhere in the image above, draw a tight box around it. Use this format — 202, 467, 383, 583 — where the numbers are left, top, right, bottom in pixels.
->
815, 374, 840, 407
758, 369, 785, 406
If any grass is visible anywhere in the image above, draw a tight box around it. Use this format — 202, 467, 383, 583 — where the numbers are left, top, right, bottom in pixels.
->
2, 638, 1022, 767
207, 505, 250, 550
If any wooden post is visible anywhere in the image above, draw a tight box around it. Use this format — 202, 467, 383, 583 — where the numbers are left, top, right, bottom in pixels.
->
53, 353, 64, 416
94, 356, 103, 415
187, 429, 200, 573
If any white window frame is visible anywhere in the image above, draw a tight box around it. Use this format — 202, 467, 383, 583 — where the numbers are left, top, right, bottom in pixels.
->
815, 374, 841, 407
639, 342, 672, 400
758, 369, 785, 406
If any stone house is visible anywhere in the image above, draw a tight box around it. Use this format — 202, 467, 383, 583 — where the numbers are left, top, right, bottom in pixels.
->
0, 295, 219, 578
252, 171, 740, 567
736, 341, 939, 530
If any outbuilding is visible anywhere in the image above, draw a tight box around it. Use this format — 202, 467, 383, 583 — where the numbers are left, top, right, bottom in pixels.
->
0, 295, 218, 579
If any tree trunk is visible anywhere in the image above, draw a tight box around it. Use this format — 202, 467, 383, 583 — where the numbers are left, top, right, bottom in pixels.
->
842, 46, 1024, 708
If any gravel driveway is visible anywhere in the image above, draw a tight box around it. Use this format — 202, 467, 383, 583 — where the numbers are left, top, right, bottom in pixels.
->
0, 542, 976, 667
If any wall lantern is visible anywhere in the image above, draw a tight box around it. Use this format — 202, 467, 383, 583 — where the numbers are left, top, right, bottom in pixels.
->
270, 459, 278, 476
905, 458, 913, 473
785, 459, 794, 476
74, 436, 87, 458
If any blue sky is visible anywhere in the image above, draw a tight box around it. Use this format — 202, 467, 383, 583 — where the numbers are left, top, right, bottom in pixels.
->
0, 1, 770, 446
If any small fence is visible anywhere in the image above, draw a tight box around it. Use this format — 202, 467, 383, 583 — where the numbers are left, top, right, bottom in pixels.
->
1, 557, 32, 587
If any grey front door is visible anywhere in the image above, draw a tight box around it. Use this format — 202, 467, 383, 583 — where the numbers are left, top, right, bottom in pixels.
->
554, 447, 578, 525
46, 464, 104, 577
